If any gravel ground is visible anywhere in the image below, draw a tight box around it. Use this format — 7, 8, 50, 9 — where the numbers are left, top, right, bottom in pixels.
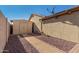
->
3, 35, 26, 53
3, 34, 77, 53
3, 35, 38, 53
36, 35, 77, 52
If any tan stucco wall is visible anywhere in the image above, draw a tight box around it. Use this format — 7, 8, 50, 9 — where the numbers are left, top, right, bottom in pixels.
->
0, 11, 9, 52
13, 20, 20, 34
30, 15, 42, 34
7, 21, 10, 41
42, 11, 79, 43
13, 20, 32, 34
27, 21, 33, 33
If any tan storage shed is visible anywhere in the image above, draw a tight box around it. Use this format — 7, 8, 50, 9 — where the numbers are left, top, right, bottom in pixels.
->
0, 11, 10, 52
13, 20, 32, 34
29, 14, 43, 34
41, 6, 79, 43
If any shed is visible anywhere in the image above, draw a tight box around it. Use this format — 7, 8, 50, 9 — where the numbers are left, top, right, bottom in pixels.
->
29, 14, 44, 34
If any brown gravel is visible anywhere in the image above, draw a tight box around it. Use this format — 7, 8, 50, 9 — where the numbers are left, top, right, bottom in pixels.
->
3, 35, 39, 53
36, 35, 77, 52
4, 34, 76, 53
3, 35, 26, 53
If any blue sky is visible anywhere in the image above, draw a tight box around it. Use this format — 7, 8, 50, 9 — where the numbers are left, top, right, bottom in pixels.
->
0, 5, 77, 20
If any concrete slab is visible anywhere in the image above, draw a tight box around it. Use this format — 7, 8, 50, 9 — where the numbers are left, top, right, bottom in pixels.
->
18, 35, 39, 53
24, 36, 65, 53
69, 44, 79, 53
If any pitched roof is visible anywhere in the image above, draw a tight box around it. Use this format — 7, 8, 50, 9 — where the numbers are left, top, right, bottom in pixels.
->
42, 6, 79, 20
28, 14, 44, 21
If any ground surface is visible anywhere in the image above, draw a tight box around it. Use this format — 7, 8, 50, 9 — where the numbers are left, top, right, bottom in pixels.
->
3, 34, 79, 53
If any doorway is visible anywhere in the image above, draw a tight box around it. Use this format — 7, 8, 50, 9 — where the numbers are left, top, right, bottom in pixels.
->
32, 23, 34, 33
10, 24, 13, 34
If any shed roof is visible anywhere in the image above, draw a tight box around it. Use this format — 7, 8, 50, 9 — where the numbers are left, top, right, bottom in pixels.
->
28, 14, 44, 21
42, 6, 79, 20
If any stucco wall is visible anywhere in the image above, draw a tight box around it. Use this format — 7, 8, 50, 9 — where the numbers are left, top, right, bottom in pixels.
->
13, 20, 32, 34
30, 15, 42, 34
27, 21, 33, 33
19, 20, 27, 34
0, 11, 9, 52
13, 20, 20, 34
6, 19, 10, 42
42, 11, 79, 43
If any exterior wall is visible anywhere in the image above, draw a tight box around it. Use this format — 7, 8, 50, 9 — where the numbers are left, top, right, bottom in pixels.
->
13, 20, 20, 34
6, 21, 10, 41
0, 11, 9, 52
27, 21, 33, 33
30, 15, 42, 34
13, 20, 32, 34
19, 20, 27, 34
42, 11, 79, 43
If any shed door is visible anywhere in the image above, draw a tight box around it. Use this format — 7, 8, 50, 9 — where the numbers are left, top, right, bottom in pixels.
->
32, 23, 34, 33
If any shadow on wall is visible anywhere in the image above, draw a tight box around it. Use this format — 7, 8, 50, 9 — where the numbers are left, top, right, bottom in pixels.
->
43, 14, 79, 27
32, 23, 41, 35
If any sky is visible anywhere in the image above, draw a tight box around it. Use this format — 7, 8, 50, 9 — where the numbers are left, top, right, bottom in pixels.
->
0, 5, 77, 20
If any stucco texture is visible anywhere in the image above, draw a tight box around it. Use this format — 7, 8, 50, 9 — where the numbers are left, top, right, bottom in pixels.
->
13, 20, 32, 34
42, 11, 79, 43
0, 11, 9, 52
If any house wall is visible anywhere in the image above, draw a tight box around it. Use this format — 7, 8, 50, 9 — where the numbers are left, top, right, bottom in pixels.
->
42, 11, 79, 43
13, 20, 32, 34
0, 11, 10, 52
30, 15, 42, 34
